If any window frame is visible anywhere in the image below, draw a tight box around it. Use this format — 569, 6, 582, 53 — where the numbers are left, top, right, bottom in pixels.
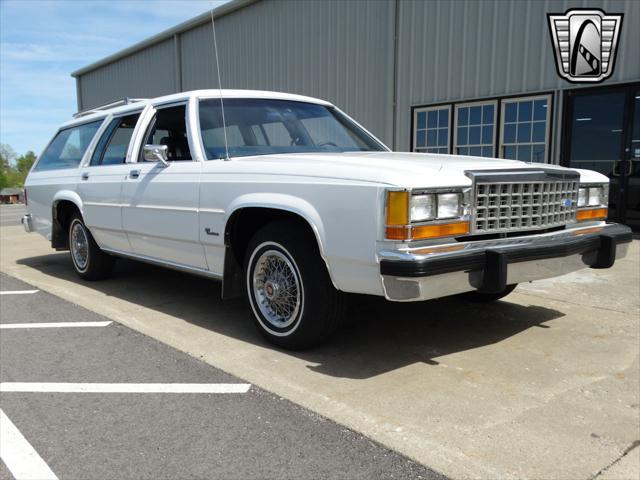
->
89, 111, 143, 167
33, 118, 106, 172
410, 91, 555, 162
453, 100, 498, 157
136, 101, 195, 163
499, 94, 552, 163
412, 105, 451, 154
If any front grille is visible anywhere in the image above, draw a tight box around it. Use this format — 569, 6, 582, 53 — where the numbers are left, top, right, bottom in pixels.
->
474, 179, 579, 233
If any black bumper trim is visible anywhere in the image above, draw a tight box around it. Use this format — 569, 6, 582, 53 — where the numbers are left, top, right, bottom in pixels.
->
380, 224, 633, 290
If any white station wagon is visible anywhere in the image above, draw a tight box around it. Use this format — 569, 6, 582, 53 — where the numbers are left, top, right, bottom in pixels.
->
23, 90, 632, 349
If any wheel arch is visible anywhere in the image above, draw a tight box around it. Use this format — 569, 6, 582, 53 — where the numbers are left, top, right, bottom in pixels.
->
51, 191, 83, 250
221, 194, 336, 299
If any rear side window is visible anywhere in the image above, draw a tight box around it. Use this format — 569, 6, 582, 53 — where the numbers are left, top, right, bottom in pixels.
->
91, 113, 141, 166
33, 120, 103, 171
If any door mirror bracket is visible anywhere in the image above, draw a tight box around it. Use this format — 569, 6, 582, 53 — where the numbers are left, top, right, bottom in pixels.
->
143, 144, 169, 167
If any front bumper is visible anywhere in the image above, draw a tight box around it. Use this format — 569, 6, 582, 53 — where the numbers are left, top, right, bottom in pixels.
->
21, 213, 35, 233
379, 223, 632, 301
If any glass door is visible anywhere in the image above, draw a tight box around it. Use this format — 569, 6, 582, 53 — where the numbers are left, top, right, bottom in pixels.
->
623, 89, 640, 230
562, 83, 640, 230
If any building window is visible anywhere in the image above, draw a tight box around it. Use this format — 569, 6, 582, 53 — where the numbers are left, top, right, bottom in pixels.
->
413, 106, 450, 153
500, 95, 551, 162
454, 101, 496, 157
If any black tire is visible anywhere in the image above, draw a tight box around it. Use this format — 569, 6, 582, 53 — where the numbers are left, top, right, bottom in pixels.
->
68, 213, 115, 281
244, 221, 345, 350
460, 284, 518, 302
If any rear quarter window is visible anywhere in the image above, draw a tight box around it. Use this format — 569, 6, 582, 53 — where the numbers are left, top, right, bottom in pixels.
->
33, 120, 103, 171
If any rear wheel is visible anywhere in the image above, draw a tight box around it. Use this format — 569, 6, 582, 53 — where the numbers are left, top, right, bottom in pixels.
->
244, 221, 345, 350
460, 284, 517, 302
68, 213, 115, 280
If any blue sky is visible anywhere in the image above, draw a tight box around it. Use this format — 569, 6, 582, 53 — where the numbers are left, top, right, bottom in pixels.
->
0, 0, 228, 158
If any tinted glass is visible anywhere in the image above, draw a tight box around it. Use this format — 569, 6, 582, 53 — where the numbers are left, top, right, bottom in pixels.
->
34, 120, 103, 171
569, 92, 624, 174
91, 114, 140, 166
199, 99, 385, 159
415, 107, 449, 152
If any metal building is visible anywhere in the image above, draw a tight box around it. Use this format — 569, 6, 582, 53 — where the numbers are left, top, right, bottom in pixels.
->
72, 0, 640, 228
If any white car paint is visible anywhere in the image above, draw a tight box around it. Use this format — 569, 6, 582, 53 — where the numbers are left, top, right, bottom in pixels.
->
24, 89, 611, 299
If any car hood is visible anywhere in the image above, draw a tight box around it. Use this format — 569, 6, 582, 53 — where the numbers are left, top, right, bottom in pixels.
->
231, 151, 606, 187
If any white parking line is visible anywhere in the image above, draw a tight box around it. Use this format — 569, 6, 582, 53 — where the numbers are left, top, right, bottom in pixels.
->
0, 409, 58, 480
0, 383, 252, 393
1, 321, 113, 329
0, 290, 39, 295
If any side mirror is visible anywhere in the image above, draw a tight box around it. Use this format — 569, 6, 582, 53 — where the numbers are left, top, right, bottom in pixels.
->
143, 144, 169, 167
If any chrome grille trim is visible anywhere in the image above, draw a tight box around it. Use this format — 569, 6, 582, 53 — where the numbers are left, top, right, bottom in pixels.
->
470, 172, 580, 234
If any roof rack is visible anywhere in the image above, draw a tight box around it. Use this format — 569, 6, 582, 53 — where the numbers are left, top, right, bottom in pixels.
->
73, 97, 147, 118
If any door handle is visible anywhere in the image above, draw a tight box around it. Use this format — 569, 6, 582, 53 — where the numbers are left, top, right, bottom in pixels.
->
129, 169, 140, 178
612, 160, 631, 177
81, 172, 89, 180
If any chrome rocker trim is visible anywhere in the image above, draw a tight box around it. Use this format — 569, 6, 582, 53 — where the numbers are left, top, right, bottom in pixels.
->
379, 223, 632, 302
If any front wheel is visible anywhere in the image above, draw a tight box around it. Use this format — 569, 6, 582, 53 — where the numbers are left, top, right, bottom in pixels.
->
68, 213, 115, 281
244, 221, 345, 350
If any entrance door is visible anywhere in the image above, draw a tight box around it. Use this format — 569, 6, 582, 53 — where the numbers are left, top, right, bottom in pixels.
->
563, 83, 640, 230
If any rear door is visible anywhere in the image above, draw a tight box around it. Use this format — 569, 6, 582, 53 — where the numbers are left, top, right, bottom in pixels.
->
77, 112, 142, 252
120, 102, 206, 269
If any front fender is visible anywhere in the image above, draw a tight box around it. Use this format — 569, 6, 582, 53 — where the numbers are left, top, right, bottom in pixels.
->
225, 193, 328, 259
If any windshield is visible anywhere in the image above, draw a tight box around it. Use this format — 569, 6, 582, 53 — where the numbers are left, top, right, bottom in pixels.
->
198, 98, 386, 159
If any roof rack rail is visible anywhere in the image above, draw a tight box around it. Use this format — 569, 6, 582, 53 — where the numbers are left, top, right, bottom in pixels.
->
73, 97, 147, 118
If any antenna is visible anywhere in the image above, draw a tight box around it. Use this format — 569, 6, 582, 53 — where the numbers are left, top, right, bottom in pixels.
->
210, 6, 230, 161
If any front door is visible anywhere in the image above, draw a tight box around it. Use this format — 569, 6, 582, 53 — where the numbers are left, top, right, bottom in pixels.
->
563, 83, 640, 231
120, 103, 207, 269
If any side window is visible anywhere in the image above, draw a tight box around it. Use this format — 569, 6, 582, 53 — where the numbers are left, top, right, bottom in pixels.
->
34, 120, 103, 171
90, 113, 141, 166
414, 106, 450, 154
141, 105, 192, 161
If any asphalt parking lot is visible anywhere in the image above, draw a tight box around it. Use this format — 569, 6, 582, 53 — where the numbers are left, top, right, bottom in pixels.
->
1, 204, 639, 479
0, 271, 438, 479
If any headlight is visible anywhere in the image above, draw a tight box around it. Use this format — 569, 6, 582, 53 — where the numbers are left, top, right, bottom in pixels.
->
437, 193, 462, 219
588, 186, 605, 206
578, 184, 608, 208
386, 188, 470, 241
578, 187, 587, 207
410, 194, 435, 222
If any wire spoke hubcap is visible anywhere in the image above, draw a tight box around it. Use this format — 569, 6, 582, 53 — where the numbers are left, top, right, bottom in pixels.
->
71, 222, 89, 270
252, 249, 301, 329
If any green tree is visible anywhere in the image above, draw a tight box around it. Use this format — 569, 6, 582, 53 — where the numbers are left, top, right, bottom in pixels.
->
0, 144, 36, 188
15, 151, 37, 186
0, 144, 16, 189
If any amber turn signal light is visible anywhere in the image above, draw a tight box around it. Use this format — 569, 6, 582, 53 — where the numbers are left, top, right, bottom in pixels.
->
385, 221, 470, 241
386, 191, 409, 226
576, 207, 608, 221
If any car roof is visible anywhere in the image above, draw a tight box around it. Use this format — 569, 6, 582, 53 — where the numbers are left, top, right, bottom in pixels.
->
60, 89, 334, 129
